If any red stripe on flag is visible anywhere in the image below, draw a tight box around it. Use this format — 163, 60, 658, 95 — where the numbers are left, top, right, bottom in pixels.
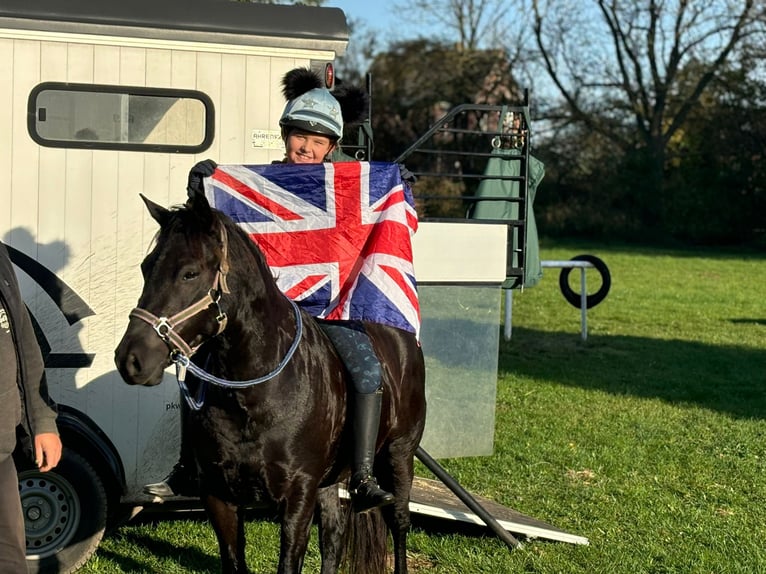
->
213, 169, 303, 222
374, 189, 405, 213
406, 211, 418, 232
283, 275, 326, 300
380, 264, 419, 315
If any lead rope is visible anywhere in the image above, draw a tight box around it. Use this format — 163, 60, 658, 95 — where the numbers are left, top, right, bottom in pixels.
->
172, 298, 304, 411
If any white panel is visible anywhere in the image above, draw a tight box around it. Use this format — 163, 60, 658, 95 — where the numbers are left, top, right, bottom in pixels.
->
196, 52, 222, 161
109, 46, 150, 482
66, 42, 94, 82
9, 40, 41, 318
9, 40, 41, 251
91, 44, 121, 350
412, 222, 508, 283
0, 39, 14, 234
119, 46, 147, 86
36, 44, 69, 362
93, 44, 120, 84
219, 54, 246, 161
244, 55, 272, 165
87, 47, 122, 465
144, 49, 173, 205
170, 50, 199, 204
62, 44, 96, 409
145, 47, 172, 88
63, 43, 95, 294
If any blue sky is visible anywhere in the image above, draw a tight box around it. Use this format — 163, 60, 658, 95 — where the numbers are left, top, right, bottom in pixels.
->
324, 1, 395, 32
324, 1, 426, 48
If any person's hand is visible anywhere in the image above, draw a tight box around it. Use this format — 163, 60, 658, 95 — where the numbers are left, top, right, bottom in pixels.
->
398, 163, 417, 185
35, 432, 62, 472
187, 159, 218, 196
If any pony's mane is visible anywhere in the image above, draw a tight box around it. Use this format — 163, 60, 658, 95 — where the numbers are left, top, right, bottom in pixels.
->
207, 207, 276, 284
147, 199, 278, 295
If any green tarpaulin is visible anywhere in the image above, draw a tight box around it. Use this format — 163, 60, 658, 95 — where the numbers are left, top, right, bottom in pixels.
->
471, 148, 545, 289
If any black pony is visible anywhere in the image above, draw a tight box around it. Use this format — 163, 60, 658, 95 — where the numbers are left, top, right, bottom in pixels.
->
114, 191, 426, 574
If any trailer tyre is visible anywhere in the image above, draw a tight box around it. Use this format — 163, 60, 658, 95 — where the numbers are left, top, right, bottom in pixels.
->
558, 254, 611, 309
20, 448, 107, 574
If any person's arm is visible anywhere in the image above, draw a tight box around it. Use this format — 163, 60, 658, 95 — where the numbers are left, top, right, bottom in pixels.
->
7, 246, 62, 470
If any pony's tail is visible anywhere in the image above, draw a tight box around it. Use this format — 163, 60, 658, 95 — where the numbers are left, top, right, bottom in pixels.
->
344, 507, 388, 574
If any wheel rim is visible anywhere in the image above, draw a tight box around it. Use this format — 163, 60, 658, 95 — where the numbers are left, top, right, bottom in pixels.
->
18, 470, 81, 560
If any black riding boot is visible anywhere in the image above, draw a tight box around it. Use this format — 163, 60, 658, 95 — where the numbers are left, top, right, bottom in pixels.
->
349, 389, 395, 513
144, 394, 199, 498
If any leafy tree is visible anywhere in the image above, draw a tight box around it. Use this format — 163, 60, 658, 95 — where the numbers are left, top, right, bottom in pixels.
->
367, 39, 523, 160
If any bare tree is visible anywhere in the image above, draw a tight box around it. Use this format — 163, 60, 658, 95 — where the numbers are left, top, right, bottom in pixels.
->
394, 0, 512, 51
531, 0, 765, 223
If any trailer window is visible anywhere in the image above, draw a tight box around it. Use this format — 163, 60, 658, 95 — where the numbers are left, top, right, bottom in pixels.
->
28, 83, 214, 153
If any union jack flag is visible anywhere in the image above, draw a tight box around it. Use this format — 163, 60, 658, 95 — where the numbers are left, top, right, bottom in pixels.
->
203, 162, 420, 336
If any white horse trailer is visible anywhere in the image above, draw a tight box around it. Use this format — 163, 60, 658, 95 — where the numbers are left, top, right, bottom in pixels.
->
0, 1, 350, 571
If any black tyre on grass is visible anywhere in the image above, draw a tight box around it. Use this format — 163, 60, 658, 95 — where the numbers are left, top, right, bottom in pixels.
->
558, 254, 611, 309
20, 448, 107, 574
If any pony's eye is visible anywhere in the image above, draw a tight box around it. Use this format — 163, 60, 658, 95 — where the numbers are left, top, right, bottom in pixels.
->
182, 270, 200, 281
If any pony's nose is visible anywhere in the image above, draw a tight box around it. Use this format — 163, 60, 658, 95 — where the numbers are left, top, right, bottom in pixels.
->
115, 349, 143, 384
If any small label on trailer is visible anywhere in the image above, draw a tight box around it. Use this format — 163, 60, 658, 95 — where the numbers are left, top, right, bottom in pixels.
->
251, 130, 284, 149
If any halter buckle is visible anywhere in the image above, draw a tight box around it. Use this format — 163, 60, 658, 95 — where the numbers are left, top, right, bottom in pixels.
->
154, 317, 172, 340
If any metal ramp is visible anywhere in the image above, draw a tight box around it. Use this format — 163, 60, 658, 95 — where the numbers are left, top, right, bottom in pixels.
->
409, 477, 589, 546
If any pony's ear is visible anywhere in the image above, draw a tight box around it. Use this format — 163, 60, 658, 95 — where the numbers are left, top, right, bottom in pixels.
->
141, 194, 170, 227
186, 187, 214, 231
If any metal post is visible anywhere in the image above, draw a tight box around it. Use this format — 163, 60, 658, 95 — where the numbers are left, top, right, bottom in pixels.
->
580, 267, 588, 341
416, 446, 521, 550
504, 289, 513, 341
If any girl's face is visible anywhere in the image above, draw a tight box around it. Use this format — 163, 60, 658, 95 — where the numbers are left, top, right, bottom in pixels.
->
284, 129, 337, 164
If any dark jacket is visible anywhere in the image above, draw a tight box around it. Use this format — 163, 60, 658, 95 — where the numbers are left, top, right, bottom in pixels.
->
0, 241, 58, 462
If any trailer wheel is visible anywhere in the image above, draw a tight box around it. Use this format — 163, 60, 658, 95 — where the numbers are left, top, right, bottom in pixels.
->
558, 254, 611, 309
20, 448, 107, 574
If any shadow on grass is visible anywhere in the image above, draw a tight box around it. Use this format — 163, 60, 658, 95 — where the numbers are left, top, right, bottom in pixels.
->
500, 327, 766, 420
99, 505, 285, 572
98, 529, 220, 573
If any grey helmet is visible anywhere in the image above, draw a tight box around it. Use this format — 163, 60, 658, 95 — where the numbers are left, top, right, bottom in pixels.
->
279, 87, 343, 139
279, 68, 369, 142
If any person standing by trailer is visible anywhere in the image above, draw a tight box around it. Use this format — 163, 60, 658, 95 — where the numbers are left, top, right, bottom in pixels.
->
0, 241, 62, 572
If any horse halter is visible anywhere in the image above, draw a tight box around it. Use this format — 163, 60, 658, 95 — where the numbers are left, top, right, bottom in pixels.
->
129, 221, 304, 410
129, 226, 231, 359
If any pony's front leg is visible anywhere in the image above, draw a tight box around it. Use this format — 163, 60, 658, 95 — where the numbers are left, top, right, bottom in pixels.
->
278, 490, 319, 574
203, 494, 248, 574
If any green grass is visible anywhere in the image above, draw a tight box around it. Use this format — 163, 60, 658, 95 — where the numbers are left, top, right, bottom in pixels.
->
81, 240, 766, 573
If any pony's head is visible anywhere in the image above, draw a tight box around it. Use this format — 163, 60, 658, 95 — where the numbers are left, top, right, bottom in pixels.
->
114, 191, 231, 386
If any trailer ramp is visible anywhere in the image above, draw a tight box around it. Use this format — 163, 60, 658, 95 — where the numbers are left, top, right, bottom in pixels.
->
409, 477, 589, 545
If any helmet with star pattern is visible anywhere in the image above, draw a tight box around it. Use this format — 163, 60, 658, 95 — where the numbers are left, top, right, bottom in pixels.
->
279, 68, 368, 142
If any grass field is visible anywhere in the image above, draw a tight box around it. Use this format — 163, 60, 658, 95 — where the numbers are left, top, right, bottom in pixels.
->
80, 240, 766, 573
